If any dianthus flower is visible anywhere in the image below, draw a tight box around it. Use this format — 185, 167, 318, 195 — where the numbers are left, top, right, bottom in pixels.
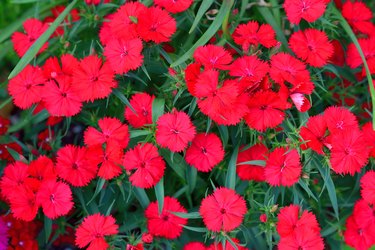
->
145, 196, 187, 239
199, 187, 247, 232
236, 144, 268, 182
124, 92, 154, 128
123, 143, 165, 188
185, 133, 224, 172
155, 110, 196, 152
75, 214, 119, 250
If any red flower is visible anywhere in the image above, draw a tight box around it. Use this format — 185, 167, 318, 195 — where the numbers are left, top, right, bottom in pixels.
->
278, 228, 324, 250
85, 144, 123, 180
123, 143, 165, 188
28, 155, 57, 189
324, 106, 358, 134
185, 133, 224, 172
194, 70, 248, 125
228, 55, 269, 88
289, 28, 333, 67
109, 2, 146, 41
330, 129, 370, 176
0, 143, 22, 162
55, 145, 97, 187
353, 199, 375, 230
269, 53, 311, 86
193, 45, 233, 70
100, 14, 115, 46
299, 115, 328, 155
199, 187, 247, 232
342, 1, 375, 36
277, 205, 321, 238
183, 242, 207, 250
42, 77, 82, 117
0, 116, 10, 135
236, 144, 268, 182
244, 90, 289, 132
208, 238, 246, 250
283, 0, 327, 25
124, 92, 154, 128
104, 38, 144, 74
11, 18, 48, 57
145, 196, 187, 239
36, 180, 73, 219
361, 170, 375, 205
344, 215, 375, 250
185, 62, 202, 95
156, 110, 196, 152
137, 7, 176, 43
362, 122, 375, 158
265, 147, 301, 187
71, 55, 116, 102
8, 65, 46, 109
233, 21, 277, 51
154, 0, 193, 13
9, 186, 38, 222
75, 214, 119, 250
42, 54, 79, 80
0, 161, 29, 200
84, 117, 130, 149
346, 37, 375, 76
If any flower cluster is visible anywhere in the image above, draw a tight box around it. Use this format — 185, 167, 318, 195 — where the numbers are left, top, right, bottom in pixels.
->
1, 0, 375, 249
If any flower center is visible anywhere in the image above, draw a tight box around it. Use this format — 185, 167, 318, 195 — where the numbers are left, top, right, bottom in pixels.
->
336, 121, 344, 130
162, 214, 169, 221
220, 208, 226, 214
170, 129, 179, 134
50, 194, 55, 203
72, 162, 79, 169
201, 147, 207, 155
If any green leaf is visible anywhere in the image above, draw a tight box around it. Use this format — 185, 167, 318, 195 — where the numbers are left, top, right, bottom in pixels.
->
170, 0, 233, 67
218, 125, 229, 148
188, 0, 215, 33
316, 162, 339, 220
112, 89, 135, 113
159, 148, 187, 180
298, 179, 318, 202
11, 0, 39, 3
8, 0, 79, 79
186, 166, 197, 193
44, 216, 52, 244
332, 7, 375, 129
87, 178, 106, 205
225, 145, 239, 189
133, 187, 150, 209
0, 97, 12, 110
6, 147, 21, 161
237, 160, 266, 166
155, 178, 164, 214
152, 98, 165, 123
130, 130, 152, 138
172, 211, 201, 219
182, 225, 208, 233
257, 6, 290, 52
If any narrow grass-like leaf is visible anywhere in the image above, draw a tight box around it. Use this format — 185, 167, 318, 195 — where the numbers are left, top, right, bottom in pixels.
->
8, 0, 78, 79
172, 211, 201, 219
87, 178, 106, 205
225, 145, 239, 189
298, 179, 318, 202
333, 7, 375, 128
152, 98, 165, 123
133, 187, 150, 209
218, 125, 229, 148
105, 199, 116, 216
8, 109, 49, 133
44, 216, 52, 243
155, 178, 164, 214
170, 0, 233, 67
6, 147, 22, 161
237, 160, 266, 166
130, 130, 152, 138
112, 88, 135, 113
189, 0, 215, 33
11, 0, 39, 3
186, 166, 197, 193
257, 6, 290, 52
182, 225, 208, 233
316, 162, 339, 220
159, 149, 186, 179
